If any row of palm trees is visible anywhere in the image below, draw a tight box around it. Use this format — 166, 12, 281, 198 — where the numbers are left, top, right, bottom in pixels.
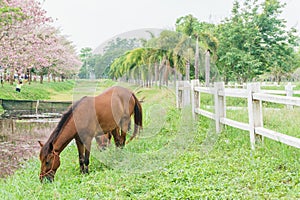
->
109, 29, 217, 86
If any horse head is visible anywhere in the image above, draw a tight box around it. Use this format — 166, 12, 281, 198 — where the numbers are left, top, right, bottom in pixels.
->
38, 141, 60, 183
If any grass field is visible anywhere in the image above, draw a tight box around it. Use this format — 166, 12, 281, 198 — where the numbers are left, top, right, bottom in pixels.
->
0, 80, 300, 199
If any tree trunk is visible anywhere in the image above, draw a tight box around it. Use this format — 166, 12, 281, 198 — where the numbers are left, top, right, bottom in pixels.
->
40, 74, 43, 84
159, 66, 163, 88
185, 60, 190, 81
159, 58, 166, 88
28, 68, 32, 85
154, 62, 159, 86
147, 65, 152, 87
53, 74, 56, 82
3, 69, 7, 84
164, 60, 170, 86
194, 36, 199, 80
173, 67, 177, 88
10, 68, 14, 85
205, 50, 211, 87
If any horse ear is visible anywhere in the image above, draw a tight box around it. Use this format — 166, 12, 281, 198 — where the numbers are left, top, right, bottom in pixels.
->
38, 141, 44, 147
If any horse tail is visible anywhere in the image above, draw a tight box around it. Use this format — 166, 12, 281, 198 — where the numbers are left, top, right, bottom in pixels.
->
127, 93, 142, 144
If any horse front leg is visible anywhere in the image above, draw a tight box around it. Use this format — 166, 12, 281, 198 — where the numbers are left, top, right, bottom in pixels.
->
75, 137, 85, 174
83, 137, 92, 174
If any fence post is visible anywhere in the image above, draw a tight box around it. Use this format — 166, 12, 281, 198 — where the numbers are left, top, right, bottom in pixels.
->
176, 81, 190, 108
214, 82, 225, 133
204, 51, 210, 87
176, 81, 180, 108
183, 81, 191, 106
285, 82, 293, 110
247, 83, 263, 150
191, 79, 200, 119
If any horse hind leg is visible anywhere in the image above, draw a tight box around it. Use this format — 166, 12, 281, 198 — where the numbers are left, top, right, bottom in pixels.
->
111, 128, 122, 147
120, 116, 131, 146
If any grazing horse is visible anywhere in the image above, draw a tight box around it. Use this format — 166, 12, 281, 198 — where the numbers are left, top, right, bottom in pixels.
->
38, 86, 142, 182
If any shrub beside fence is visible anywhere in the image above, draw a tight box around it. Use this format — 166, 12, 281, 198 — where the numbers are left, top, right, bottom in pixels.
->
177, 80, 300, 149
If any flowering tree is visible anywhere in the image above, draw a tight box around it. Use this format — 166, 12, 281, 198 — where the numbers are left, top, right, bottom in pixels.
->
0, 0, 81, 84
28, 26, 81, 83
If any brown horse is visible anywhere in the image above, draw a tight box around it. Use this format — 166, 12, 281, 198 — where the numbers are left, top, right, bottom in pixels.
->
38, 86, 142, 182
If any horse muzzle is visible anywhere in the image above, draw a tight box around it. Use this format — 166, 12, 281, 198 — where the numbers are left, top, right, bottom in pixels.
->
39, 170, 55, 183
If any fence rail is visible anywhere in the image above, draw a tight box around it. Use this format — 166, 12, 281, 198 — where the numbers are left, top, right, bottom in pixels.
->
177, 80, 300, 149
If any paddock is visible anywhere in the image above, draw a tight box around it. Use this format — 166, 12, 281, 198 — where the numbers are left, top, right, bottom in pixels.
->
177, 80, 300, 149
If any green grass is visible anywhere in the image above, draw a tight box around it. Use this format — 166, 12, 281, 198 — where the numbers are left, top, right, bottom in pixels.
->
263, 107, 300, 138
1, 114, 299, 199
0, 80, 75, 100
0, 81, 300, 199
0, 79, 118, 101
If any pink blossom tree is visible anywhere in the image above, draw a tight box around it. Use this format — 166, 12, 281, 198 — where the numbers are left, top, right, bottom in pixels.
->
0, 0, 81, 84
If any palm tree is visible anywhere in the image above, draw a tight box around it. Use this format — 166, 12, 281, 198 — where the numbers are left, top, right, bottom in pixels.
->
176, 15, 219, 81
109, 29, 209, 85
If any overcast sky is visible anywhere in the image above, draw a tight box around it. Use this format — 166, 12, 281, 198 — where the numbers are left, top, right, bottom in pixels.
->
38, 0, 300, 52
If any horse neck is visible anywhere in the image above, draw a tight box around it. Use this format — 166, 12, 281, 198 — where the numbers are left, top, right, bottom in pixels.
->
52, 117, 77, 153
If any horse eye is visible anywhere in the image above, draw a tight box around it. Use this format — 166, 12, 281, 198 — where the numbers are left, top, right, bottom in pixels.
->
45, 161, 50, 166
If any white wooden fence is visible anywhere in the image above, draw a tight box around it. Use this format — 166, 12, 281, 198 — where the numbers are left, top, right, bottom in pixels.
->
176, 80, 300, 149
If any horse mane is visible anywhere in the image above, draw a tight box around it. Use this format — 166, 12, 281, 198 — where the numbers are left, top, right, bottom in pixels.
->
42, 96, 87, 154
